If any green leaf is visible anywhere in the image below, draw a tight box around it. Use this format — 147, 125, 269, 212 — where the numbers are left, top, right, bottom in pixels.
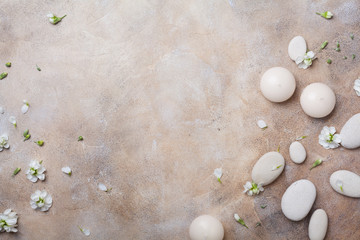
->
39, 160, 43, 164
35, 140, 44, 146
36, 65, 41, 71
352, 54, 356, 60
217, 177, 222, 184
13, 168, 21, 176
5, 62, 11, 67
350, 33, 354, 40
316, 11, 333, 19
327, 59, 332, 64
344, 56, 347, 60
237, 218, 248, 228
78, 136, 84, 141
260, 205, 267, 209
23, 129, 29, 137
310, 159, 322, 170
24, 134, 31, 141
320, 41, 328, 49
255, 222, 262, 227
0, 72, 8, 80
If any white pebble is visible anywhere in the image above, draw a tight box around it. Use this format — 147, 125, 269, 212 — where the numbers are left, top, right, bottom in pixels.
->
289, 141, 306, 164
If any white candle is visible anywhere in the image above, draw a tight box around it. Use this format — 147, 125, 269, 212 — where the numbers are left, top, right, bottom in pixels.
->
300, 82, 336, 118
189, 215, 224, 240
260, 67, 296, 102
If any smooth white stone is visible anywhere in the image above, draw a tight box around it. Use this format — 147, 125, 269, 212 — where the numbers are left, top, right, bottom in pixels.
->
308, 209, 328, 240
300, 83, 336, 118
289, 141, 306, 164
340, 113, 360, 149
189, 215, 224, 240
330, 170, 360, 198
251, 151, 285, 186
281, 179, 316, 221
260, 67, 296, 103
288, 36, 307, 61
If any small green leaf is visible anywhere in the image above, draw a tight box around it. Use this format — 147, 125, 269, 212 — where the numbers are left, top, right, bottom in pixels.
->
344, 56, 347, 59
350, 33, 354, 40
340, 185, 343, 192
327, 59, 332, 64
39, 160, 43, 164
0, 72, 8, 80
13, 168, 21, 176
24, 134, 31, 141
352, 54, 356, 60
310, 159, 322, 170
316, 11, 333, 19
255, 222, 262, 227
35, 140, 44, 146
217, 177, 222, 184
260, 205, 267, 209
320, 41, 328, 49
23, 129, 29, 137
78, 136, 84, 141
36, 65, 41, 71
5, 62, 11, 67
105, 187, 112, 193
236, 218, 248, 229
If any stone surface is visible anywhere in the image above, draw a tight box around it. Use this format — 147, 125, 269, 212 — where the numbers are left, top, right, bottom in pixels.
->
308, 209, 328, 240
281, 179, 316, 221
251, 152, 285, 186
340, 113, 360, 149
330, 170, 360, 198
189, 215, 224, 240
288, 36, 307, 61
289, 141, 306, 164
0, 1, 360, 239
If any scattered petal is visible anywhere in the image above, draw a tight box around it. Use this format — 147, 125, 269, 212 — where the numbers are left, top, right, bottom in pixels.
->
98, 183, 108, 192
257, 120, 267, 129
213, 168, 223, 183
47, 13, 67, 25
310, 159, 323, 170
8, 116, 17, 127
78, 226, 90, 236
234, 214, 248, 228
61, 166, 72, 176
0, 107, 4, 114
354, 78, 360, 96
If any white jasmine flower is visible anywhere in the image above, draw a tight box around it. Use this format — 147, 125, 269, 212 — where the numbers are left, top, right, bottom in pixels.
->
47, 13, 67, 25
0, 134, 10, 152
318, 126, 341, 149
98, 183, 111, 192
26, 160, 46, 183
61, 166, 72, 176
243, 181, 264, 196
296, 51, 316, 69
0, 209, 18, 233
21, 100, 29, 114
213, 168, 223, 183
8, 116, 16, 127
30, 190, 52, 212
353, 78, 360, 96
0, 107, 4, 114
78, 226, 90, 236
257, 120, 267, 129
336, 180, 343, 192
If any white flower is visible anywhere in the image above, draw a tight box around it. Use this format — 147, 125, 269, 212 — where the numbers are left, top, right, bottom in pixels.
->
243, 181, 264, 196
318, 126, 341, 149
257, 120, 267, 129
98, 183, 111, 192
336, 180, 343, 192
78, 226, 90, 236
8, 116, 16, 127
47, 13, 66, 25
296, 51, 316, 69
30, 190, 52, 212
0, 107, 4, 114
21, 100, 29, 114
0, 134, 10, 152
0, 209, 18, 233
353, 78, 360, 96
234, 213, 240, 222
213, 168, 223, 183
61, 166, 72, 176
26, 160, 46, 183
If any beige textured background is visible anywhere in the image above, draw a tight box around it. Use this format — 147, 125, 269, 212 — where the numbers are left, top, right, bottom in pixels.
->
0, 0, 359, 239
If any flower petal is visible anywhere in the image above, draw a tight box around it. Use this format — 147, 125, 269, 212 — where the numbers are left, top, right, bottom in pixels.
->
98, 183, 107, 191
21, 104, 29, 114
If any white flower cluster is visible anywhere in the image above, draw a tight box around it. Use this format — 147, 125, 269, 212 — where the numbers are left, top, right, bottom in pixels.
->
0, 209, 18, 233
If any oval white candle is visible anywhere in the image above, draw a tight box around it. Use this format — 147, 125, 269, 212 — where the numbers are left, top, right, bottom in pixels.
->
260, 67, 296, 102
189, 215, 224, 240
300, 83, 336, 118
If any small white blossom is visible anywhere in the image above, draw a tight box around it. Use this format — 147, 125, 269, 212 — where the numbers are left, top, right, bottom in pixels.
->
318, 126, 341, 149
26, 160, 46, 183
336, 180, 343, 192
353, 78, 360, 96
243, 181, 264, 196
0, 134, 10, 152
30, 190, 52, 212
21, 100, 29, 114
213, 168, 223, 183
61, 166, 72, 176
296, 51, 316, 69
78, 226, 90, 236
98, 183, 111, 192
257, 120, 267, 129
47, 13, 67, 25
0, 209, 18, 233
234, 213, 240, 222
8, 116, 16, 127
0, 107, 4, 114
